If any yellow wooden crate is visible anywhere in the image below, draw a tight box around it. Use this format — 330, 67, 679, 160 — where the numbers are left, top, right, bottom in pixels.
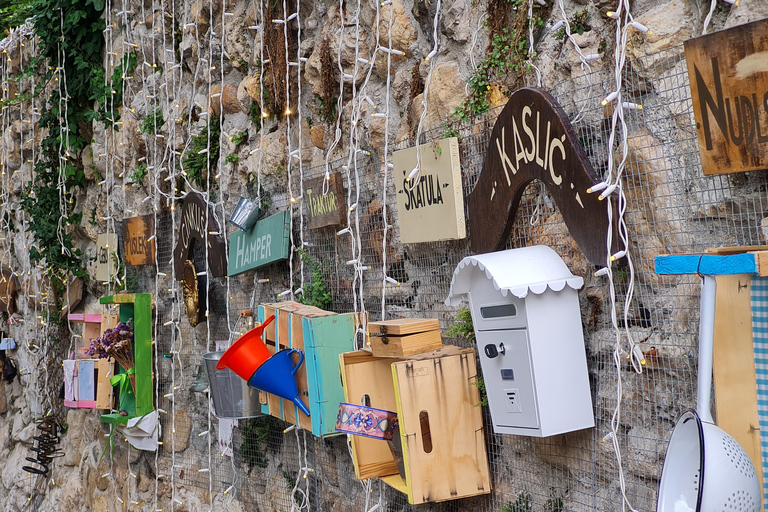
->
340, 345, 491, 504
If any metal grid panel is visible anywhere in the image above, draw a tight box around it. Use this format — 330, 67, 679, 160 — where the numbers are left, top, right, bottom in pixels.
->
132, 44, 768, 511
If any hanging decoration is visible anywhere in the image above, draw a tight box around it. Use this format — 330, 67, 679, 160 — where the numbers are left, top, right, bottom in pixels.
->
172, 191, 228, 277
121, 215, 156, 266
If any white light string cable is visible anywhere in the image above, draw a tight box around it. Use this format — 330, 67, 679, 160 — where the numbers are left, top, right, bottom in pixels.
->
525, 0, 542, 88
322, 0, 348, 191
703, 0, 738, 35
374, 0, 397, 319
280, 0, 298, 301
409, 0, 443, 188
585, 2, 650, 512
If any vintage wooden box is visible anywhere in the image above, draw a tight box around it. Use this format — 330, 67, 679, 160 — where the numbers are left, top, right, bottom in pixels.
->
98, 293, 154, 425
257, 301, 356, 437
63, 313, 116, 410
339, 345, 491, 504
367, 318, 442, 357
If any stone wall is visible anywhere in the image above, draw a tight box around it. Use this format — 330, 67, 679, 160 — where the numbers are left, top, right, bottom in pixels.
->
1, 0, 768, 511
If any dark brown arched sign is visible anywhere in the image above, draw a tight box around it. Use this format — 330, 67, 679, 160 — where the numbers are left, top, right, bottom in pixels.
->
468, 87, 616, 265
173, 192, 228, 277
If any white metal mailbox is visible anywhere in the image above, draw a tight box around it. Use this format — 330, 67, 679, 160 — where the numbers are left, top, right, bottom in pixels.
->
445, 246, 594, 437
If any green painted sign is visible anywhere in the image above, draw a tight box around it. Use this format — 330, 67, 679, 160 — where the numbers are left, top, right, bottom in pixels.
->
228, 211, 290, 275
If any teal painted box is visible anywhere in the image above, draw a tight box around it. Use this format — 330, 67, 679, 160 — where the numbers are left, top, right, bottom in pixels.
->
257, 303, 356, 437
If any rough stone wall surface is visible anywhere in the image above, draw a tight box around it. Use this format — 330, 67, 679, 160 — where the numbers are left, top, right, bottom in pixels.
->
0, 0, 767, 511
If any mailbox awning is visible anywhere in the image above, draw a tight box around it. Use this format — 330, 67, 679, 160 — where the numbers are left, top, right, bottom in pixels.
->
445, 246, 584, 304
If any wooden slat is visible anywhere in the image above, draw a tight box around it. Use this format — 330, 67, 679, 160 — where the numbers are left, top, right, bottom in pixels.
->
370, 330, 443, 358
368, 318, 440, 335
705, 245, 768, 255
713, 275, 764, 492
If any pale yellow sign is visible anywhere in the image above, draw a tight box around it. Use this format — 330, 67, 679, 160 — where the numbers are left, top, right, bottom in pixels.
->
96, 233, 119, 282
392, 137, 465, 243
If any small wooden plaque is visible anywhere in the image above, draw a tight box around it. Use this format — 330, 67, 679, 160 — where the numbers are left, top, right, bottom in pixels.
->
392, 137, 465, 243
96, 234, 119, 282
122, 215, 156, 266
305, 172, 346, 229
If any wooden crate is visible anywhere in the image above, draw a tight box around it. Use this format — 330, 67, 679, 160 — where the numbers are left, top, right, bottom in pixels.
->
368, 318, 442, 357
257, 301, 355, 437
340, 345, 491, 504
98, 293, 154, 425
64, 313, 118, 410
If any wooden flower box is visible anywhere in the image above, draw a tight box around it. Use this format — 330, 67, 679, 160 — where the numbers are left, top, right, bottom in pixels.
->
98, 293, 154, 425
339, 345, 491, 505
256, 301, 356, 437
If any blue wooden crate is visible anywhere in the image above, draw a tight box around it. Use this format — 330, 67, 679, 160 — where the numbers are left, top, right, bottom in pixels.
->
257, 303, 355, 437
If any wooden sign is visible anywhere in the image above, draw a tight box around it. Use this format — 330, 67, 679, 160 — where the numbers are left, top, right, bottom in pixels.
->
304, 172, 346, 229
392, 137, 465, 243
122, 215, 156, 266
96, 233, 119, 282
173, 192, 227, 278
0, 268, 19, 314
228, 211, 290, 276
467, 88, 616, 265
685, 17, 768, 175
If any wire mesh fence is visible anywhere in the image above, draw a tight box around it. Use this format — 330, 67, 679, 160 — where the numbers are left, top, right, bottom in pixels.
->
119, 43, 768, 511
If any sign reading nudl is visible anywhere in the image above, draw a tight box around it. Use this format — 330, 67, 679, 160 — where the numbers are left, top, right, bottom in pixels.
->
228, 211, 290, 275
685, 17, 768, 175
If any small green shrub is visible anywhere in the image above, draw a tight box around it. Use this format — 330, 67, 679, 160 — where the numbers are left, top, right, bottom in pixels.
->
139, 108, 165, 134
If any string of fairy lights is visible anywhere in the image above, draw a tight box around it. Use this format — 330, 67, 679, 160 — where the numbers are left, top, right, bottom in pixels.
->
0, 0, 744, 509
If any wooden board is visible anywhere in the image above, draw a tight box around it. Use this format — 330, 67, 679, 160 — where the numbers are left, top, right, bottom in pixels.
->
368, 318, 440, 335
713, 275, 764, 492
392, 345, 490, 504
228, 211, 291, 275
173, 192, 227, 278
96, 233, 119, 282
122, 215, 156, 266
304, 172, 346, 229
467, 87, 618, 265
339, 350, 403, 480
684, 17, 768, 176
392, 137, 465, 243
370, 330, 443, 358
706, 245, 768, 255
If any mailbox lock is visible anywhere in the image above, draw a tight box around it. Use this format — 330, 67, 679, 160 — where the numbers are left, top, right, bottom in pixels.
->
484, 343, 506, 358
381, 336, 389, 345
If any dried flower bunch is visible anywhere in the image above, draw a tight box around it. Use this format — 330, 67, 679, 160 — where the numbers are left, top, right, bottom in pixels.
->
86, 320, 136, 392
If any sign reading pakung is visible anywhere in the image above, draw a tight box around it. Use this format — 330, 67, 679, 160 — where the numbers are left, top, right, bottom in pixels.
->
304, 172, 346, 229
228, 211, 290, 275
392, 137, 465, 243
685, 17, 768, 175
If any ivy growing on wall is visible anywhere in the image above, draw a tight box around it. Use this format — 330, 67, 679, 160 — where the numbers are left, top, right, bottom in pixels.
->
19, 0, 109, 295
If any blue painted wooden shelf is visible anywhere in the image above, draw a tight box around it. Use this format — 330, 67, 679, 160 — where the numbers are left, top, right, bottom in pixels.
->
656, 250, 768, 276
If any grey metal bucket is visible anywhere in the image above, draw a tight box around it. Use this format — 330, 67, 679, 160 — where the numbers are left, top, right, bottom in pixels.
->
203, 351, 264, 419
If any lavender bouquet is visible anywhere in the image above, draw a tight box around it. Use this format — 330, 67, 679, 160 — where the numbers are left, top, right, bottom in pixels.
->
86, 320, 136, 393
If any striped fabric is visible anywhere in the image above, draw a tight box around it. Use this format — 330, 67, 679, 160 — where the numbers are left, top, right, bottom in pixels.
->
750, 276, 768, 510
